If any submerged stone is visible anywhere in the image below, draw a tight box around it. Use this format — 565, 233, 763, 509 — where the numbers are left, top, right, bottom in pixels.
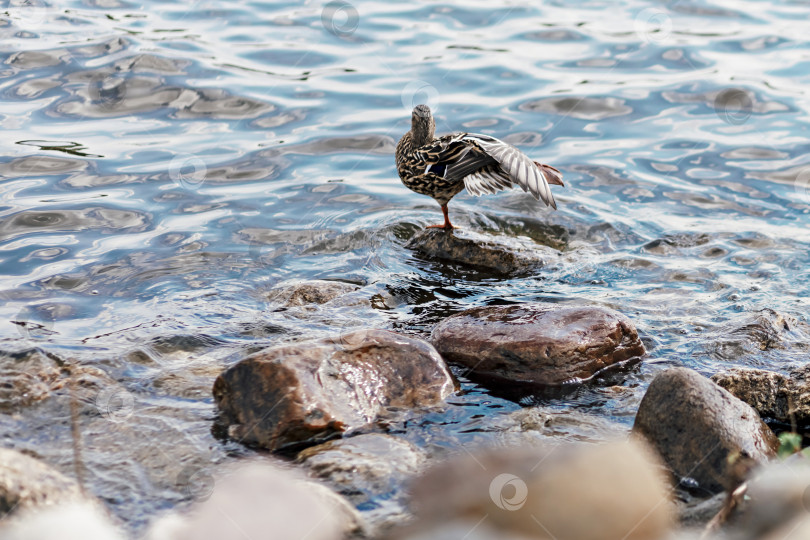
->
264, 279, 360, 307
703, 308, 810, 363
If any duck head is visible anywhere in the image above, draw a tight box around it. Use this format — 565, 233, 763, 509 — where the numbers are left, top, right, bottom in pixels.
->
411, 104, 435, 147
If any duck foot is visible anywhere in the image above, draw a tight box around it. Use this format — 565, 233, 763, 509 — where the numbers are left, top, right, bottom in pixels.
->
426, 203, 454, 230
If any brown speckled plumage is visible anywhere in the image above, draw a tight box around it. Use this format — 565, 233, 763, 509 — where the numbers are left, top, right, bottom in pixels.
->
395, 104, 564, 229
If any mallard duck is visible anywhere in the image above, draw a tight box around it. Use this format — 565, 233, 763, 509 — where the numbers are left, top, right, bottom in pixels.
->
395, 104, 564, 229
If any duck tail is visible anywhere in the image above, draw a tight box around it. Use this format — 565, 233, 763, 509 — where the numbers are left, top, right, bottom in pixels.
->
534, 162, 564, 187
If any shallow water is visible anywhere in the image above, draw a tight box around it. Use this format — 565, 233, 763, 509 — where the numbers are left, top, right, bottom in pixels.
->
1, 0, 810, 533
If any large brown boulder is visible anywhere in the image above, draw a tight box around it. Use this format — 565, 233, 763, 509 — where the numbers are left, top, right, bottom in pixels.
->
431, 303, 645, 385
633, 367, 779, 494
401, 440, 673, 540
213, 329, 455, 451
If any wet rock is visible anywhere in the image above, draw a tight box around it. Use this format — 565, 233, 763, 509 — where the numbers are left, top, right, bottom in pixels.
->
213, 329, 455, 451
403, 440, 672, 540
406, 229, 557, 274
431, 303, 645, 386
297, 433, 425, 532
633, 367, 779, 495
145, 461, 365, 540
712, 365, 810, 426
0, 448, 88, 518
264, 279, 360, 307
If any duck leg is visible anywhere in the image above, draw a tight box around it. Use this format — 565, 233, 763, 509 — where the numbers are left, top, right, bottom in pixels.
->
427, 203, 454, 230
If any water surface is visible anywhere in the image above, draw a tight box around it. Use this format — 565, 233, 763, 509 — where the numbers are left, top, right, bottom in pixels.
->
2, 0, 810, 532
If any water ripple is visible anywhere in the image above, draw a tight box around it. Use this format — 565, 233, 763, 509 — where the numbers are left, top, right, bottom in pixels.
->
1, 0, 809, 533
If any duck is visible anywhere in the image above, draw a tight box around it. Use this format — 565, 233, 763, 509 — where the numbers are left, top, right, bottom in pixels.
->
395, 104, 564, 229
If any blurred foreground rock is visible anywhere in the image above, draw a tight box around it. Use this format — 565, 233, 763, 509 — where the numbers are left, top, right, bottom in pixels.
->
0, 448, 88, 518
712, 365, 810, 426
0, 448, 119, 539
431, 303, 645, 385
298, 433, 425, 532
406, 229, 557, 274
633, 367, 778, 495
146, 461, 365, 540
0, 502, 125, 540
213, 329, 455, 451
719, 460, 810, 539
398, 439, 672, 540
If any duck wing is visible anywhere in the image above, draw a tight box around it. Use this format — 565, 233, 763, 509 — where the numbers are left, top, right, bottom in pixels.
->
414, 133, 561, 209
462, 133, 560, 209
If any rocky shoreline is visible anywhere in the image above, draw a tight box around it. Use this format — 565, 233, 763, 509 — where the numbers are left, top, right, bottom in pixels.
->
3, 233, 809, 540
